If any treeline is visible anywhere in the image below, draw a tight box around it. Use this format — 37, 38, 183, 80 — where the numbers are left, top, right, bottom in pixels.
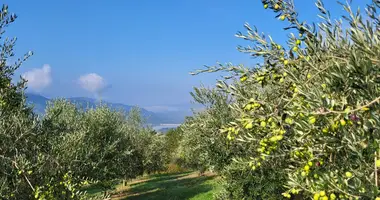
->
1, 97, 182, 199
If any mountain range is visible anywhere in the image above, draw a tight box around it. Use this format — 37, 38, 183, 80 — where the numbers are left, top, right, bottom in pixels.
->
25, 93, 186, 125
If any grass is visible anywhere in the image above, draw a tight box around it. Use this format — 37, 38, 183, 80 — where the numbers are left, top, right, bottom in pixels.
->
86, 171, 221, 200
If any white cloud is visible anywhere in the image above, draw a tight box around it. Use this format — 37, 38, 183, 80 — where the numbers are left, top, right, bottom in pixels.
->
22, 64, 52, 91
78, 73, 107, 93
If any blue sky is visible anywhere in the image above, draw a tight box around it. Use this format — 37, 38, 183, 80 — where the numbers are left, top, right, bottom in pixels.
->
3, 0, 370, 111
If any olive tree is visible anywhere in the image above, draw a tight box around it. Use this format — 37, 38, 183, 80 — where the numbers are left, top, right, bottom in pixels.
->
44, 100, 149, 193
0, 5, 87, 199
191, 0, 380, 199
180, 87, 251, 174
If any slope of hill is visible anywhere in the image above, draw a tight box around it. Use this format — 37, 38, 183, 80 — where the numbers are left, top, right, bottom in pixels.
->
25, 93, 180, 125
25, 93, 49, 114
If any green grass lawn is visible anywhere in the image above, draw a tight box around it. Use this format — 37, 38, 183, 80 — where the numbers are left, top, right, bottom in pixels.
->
87, 171, 221, 200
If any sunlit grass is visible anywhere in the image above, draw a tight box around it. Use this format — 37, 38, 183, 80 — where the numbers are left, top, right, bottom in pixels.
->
86, 171, 221, 200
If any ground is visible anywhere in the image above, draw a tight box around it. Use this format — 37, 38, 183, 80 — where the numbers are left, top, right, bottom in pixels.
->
86, 171, 221, 200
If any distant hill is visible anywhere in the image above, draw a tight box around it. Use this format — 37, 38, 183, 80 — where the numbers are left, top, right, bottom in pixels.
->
25, 93, 49, 114
25, 93, 182, 125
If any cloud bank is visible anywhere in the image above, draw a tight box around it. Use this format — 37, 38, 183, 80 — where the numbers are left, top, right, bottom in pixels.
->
22, 64, 52, 91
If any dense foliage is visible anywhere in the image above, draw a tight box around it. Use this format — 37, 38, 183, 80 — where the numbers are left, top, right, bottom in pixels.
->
43, 101, 148, 191
1, 95, 172, 199
183, 0, 380, 199
180, 88, 249, 173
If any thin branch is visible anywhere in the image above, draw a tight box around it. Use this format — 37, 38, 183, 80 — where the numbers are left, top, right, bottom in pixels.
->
12, 160, 35, 192
312, 96, 380, 115
328, 179, 361, 199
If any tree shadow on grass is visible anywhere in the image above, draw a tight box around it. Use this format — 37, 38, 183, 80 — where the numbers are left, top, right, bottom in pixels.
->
84, 180, 120, 195
83, 172, 194, 197
120, 175, 216, 200
129, 171, 192, 187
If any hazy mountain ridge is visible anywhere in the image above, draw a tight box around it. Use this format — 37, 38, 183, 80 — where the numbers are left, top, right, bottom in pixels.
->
25, 93, 184, 125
